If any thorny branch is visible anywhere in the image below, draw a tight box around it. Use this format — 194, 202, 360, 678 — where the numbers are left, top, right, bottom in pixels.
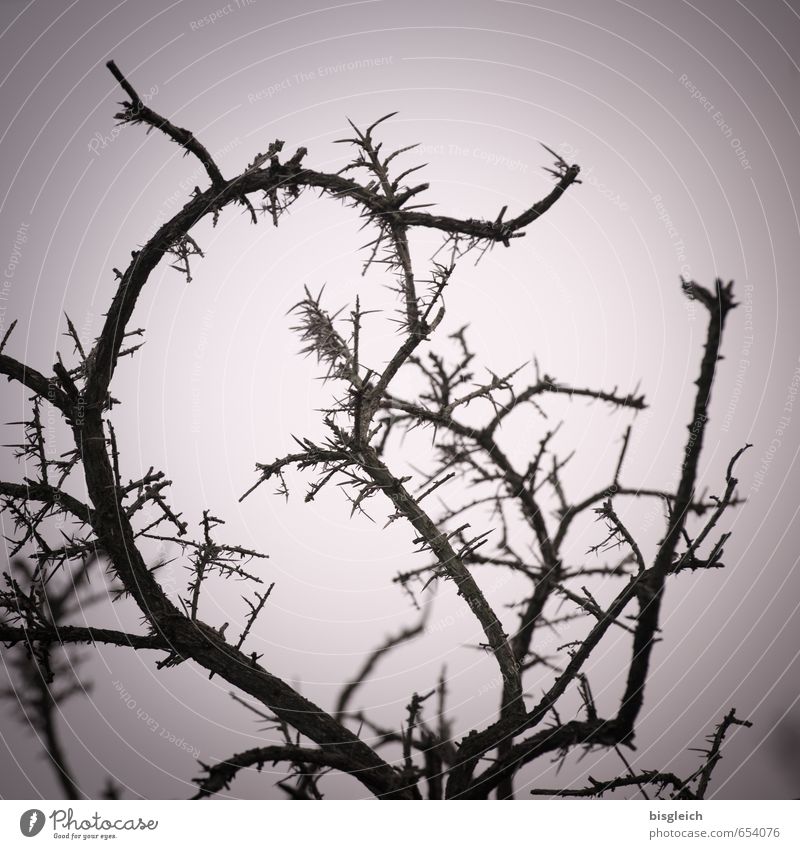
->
529, 708, 752, 799
0, 60, 753, 801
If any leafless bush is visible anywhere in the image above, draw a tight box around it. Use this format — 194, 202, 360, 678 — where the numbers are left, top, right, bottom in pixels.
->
0, 61, 752, 800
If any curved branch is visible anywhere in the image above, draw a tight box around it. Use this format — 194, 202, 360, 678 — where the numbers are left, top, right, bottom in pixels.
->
192, 744, 356, 799
64, 60, 584, 800
87, 60, 579, 407
106, 62, 224, 188
71, 398, 407, 797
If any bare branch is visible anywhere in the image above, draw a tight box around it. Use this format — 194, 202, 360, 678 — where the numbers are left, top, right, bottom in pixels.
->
0, 624, 170, 651
106, 61, 224, 188
192, 745, 356, 799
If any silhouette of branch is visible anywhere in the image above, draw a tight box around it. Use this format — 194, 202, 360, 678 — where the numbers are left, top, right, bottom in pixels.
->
616, 279, 738, 736
105, 61, 224, 188
0, 58, 754, 803
0, 624, 170, 650
192, 745, 355, 799
528, 708, 752, 800
531, 771, 692, 799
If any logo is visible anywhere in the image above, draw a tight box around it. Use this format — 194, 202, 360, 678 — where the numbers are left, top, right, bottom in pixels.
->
15, 807, 160, 838
19, 809, 45, 837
